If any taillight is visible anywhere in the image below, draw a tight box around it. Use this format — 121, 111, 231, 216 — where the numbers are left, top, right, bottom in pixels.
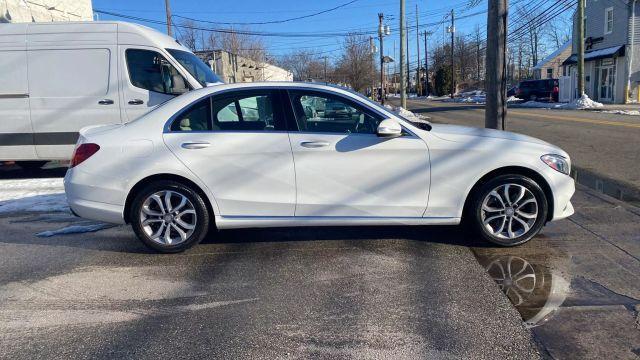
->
70, 143, 100, 168
553, 86, 559, 93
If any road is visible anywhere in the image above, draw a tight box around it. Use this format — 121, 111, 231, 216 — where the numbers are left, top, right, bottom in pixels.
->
395, 99, 640, 205
0, 165, 639, 359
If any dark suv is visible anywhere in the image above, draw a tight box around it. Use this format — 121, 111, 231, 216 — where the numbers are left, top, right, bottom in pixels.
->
517, 79, 559, 102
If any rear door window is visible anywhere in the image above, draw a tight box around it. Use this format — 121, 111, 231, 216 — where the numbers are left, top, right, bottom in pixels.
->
210, 90, 284, 131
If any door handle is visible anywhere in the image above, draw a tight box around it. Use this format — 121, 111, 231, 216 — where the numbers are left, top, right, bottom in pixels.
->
300, 141, 330, 148
98, 99, 114, 105
128, 99, 144, 105
181, 141, 211, 149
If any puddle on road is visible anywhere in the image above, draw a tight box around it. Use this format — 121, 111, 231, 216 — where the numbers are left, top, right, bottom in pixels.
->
472, 246, 640, 328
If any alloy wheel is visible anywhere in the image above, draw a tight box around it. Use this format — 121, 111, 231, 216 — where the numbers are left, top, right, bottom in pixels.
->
139, 190, 197, 245
480, 183, 539, 240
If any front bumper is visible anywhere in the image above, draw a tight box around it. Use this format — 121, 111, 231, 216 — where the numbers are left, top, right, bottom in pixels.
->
550, 174, 575, 221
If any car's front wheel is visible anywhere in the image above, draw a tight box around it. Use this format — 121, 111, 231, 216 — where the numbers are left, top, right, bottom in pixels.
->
469, 175, 548, 246
130, 180, 210, 253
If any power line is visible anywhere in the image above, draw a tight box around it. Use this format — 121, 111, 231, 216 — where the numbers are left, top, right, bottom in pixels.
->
172, 0, 359, 25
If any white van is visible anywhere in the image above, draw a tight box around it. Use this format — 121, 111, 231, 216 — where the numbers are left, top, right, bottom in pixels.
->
0, 21, 222, 169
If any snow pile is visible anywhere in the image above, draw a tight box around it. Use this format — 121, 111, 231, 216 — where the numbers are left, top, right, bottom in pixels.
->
598, 109, 640, 116
513, 101, 566, 109
565, 94, 604, 109
513, 95, 604, 110
384, 104, 431, 122
507, 96, 523, 102
0, 178, 68, 213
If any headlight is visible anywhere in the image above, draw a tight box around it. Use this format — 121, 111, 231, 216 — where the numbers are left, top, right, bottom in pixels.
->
541, 154, 570, 175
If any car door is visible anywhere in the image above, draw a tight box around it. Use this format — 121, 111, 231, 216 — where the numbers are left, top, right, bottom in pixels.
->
120, 47, 191, 122
163, 89, 296, 217
286, 89, 430, 218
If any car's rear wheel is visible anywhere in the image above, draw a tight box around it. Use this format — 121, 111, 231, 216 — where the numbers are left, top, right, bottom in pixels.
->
130, 180, 210, 253
469, 175, 548, 246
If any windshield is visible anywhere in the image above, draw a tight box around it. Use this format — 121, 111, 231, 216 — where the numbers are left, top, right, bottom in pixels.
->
166, 49, 223, 86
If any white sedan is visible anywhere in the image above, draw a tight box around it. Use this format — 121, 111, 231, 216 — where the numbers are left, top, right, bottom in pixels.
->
64, 82, 575, 253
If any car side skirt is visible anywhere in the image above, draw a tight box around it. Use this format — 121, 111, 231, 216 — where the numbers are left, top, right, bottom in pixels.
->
215, 216, 460, 229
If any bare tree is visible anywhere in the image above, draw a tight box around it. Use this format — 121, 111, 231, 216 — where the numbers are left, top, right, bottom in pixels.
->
336, 34, 375, 93
175, 19, 199, 51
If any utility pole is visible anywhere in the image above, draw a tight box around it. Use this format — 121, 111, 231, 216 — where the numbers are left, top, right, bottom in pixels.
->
378, 13, 386, 105
424, 31, 429, 95
485, 0, 508, 130
449, 9, 455, 98
406, 20, 410, 95
416, 4, 421, 97
400, 0, 407, 108
577, 0, 585, 97
164, 0, 173, 37
323, 56, 327, 84
370, 36, 376, 100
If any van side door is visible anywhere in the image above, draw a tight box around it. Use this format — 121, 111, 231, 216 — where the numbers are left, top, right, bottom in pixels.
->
27, 23, 121, 160
119, 47, 191, 122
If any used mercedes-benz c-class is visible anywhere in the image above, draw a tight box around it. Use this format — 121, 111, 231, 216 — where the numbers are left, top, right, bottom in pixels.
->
64, 82, 575, 253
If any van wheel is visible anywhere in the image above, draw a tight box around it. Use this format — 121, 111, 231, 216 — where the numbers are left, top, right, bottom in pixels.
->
130, 180, 210, 253
468, 175, 548, 247
17, 161, 47, 171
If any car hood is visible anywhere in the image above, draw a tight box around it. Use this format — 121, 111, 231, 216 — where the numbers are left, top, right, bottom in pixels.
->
430, 124, 553, 147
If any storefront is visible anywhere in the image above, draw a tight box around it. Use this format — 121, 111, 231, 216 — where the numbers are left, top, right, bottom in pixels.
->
562, 45, 626, 104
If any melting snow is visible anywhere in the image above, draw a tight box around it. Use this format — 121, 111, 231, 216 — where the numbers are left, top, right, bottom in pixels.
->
36, 223, 115, 237
0, 178, 68, 213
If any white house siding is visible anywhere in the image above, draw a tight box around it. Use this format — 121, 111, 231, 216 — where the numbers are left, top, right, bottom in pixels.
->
261, 63, 293, 82
0, 0, 93, 23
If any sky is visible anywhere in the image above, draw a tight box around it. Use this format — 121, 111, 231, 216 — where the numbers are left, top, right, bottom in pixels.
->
92, 0, 490, 66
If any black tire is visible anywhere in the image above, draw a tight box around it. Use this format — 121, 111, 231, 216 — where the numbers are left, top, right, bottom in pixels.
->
130, 180, 210, 253
468, 174, 548, 247
17, 161, 47, 171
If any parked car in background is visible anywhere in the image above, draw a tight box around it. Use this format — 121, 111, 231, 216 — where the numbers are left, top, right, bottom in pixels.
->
64, 82, 575, 253
0, 21, 222, 170
516, 79, 559, 102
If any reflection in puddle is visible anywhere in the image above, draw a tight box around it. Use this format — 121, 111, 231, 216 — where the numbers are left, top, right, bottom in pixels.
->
475, 254, 570, 327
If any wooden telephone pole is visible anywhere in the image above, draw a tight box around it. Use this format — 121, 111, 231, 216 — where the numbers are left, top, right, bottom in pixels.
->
416, 4, 421, 96
577, 0, 585, 97
449, 9, 455, 98
485, 0, 508, 130
399, 0, 407, 108
164, 0, 173, 37
378, 13, 386, 105
424, 31, 429, 95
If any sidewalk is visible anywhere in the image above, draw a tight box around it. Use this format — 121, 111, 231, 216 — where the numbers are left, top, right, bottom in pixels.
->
473, 184, 640, 359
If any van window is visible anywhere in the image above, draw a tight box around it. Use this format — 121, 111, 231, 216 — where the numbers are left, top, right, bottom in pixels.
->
126, 49, 189, 95
28, 49, 110, 97
166, 49, 222, 85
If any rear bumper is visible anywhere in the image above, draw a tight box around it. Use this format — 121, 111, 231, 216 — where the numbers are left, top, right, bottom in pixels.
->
67, 197, 126, 224
64, 169, 126, 224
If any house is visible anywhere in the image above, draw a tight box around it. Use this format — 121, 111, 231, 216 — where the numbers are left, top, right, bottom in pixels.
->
533, 41, 572, 79
195, 50, 292, 83
0, 0, 93, 23
562, 0, 640, 104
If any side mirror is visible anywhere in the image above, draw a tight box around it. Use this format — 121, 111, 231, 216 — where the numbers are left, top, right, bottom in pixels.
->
377, 119, 402, 138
